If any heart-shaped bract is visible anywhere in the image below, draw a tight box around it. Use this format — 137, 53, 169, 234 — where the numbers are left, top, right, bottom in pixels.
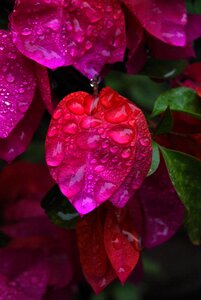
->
45, 87, 151, 215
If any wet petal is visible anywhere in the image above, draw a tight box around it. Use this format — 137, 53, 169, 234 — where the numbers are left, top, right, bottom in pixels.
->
0, 30, 36, 138
0, 90, 45, 162
10, 0, 126, 79
133, 162, 185, 248
104, 207, 140, 284
45, 87, 151, 214
121, 0, 187, 46
76, 211, 116, 294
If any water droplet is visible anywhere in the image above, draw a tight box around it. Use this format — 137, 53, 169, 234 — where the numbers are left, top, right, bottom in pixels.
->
67, 100, 84, 115
94, 165, 105, 173
64, 122, 78, 134
111, 233, 122, 250
46, 141, 64, 167
21, 28, 32, 36
105, 104, 129, 123
121, 148, 131, 158
139, 138, 150, 146
6, 73, 15, 83
108, 125, 134, 144
53, 108, 63, 120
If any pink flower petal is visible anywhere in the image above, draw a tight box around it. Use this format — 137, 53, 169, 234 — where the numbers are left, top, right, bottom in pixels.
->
0, 90, 44, 162
10, 0, 126, 79
0, 275, 30, 300
45, 87, 151, 214
0, 30, 36, 138
133, 162, 185, 248
104, 207, 140, 284
121, 0, 187, 46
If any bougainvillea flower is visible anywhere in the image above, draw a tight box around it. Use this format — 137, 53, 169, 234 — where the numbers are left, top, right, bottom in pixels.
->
10, 0, 187, 78
0, 30, 52, 162
76, 204, 140, 293
46, 87, 151, 215
0, 162, 80, 299
77, 163, 184, 293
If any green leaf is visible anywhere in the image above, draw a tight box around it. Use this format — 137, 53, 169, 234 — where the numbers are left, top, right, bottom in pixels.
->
141, 59, 187, 79
41, 185, 79, 229
160, 147, 201, 244
154, 108, 173, 135
151, 87, 201, 120
186, 0, 201, 13
147, 141, 160, 176
105, 71, 168, 112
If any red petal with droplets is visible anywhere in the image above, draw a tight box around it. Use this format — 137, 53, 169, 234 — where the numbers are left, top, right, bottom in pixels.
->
121, 0, 187, 46
76, 211, 116, 294
0, 30, 36, 138
104, 207, 140, 284
45, 87, 151, 215
0, 90, 44, 162
10, 0, 126, 79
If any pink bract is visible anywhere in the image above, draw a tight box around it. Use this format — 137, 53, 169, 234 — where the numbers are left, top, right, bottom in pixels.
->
0, 30, 36, 138
45, 87, 151, 215
0, 90, 44, 162
129, 162, 185, 248
121, 0, 187, 46
10, 0, 125, 79
0, 30, 52, 162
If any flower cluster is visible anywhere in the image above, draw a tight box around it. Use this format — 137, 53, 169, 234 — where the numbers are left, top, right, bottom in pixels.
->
0, 0, 201, 298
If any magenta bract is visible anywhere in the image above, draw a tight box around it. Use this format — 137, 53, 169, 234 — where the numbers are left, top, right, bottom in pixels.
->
0, 30, 36, 138
10, 0, 125, 79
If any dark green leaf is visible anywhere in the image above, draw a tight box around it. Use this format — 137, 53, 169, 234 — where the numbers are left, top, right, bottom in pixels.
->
154, 108, 173, 135
41, 185, 79, 229
186, 0, 201, 13
151, 87, 201, 119
160, 147, 201, 244
105, 71, 168, 113
147, 141, 160, 176
141, 59, 187, 79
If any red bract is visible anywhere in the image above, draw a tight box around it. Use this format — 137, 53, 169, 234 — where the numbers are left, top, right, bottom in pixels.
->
104, 207, 140, 284
76, 211, 116, 294
0, 30, 52, 162
181, 63, 201, 96
45, 87, 151, 215
0, 162, 80, 300
10, 0, 125, 79
76, 204, 140, 293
